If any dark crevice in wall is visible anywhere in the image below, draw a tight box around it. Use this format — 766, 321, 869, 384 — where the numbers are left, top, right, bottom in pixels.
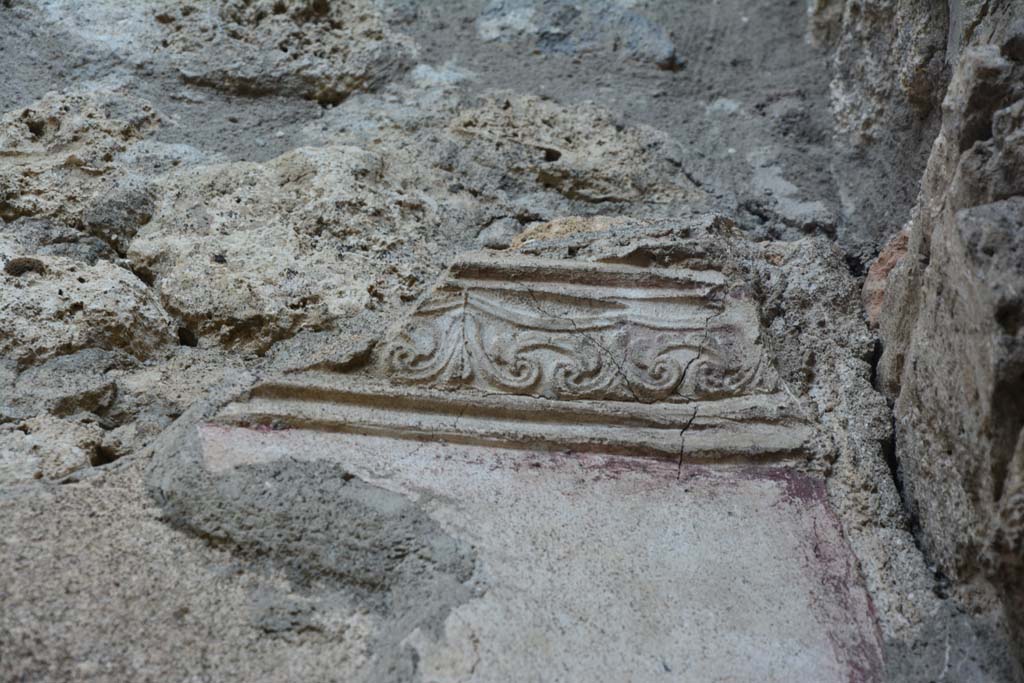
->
870, 336, 928, 566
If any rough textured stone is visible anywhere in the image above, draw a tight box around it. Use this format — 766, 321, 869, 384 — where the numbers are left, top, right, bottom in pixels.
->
807, 5, 1024, 661
877, 36, 1024, 651
477, 0, 682, 69
126, 89, 706, 354
265, 327, 378, 375
810, 0, 948, 261
127, 144, 439, 353
815, 0, 1024, 264
0, 90, 159, 241
451, 94, 702, 206
0, 242, 175, 368
152, 0, 416, 105
863, 227, 909, 327
3, 349, 130, 420
0, 217, 118, 265
0, 415, 106, 484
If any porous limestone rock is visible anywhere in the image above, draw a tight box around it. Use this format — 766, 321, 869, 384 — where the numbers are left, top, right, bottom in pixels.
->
878, 38, 1024, 646
451, 94, 702, 206
824, 1, 948, 144
0, 217, 118, 265
127, 91, 705, 355
0, 415, 107, 484
0, 90, 160, 252
127, 144, 441, 353
2, 349, 129, 421
315, 87, 705, 226
152, 0, 416, 105
0, 239, 175, 368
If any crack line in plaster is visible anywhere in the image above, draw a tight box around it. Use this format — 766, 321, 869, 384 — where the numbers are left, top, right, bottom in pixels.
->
518, 283, 644, 403
677, 406, 699, 478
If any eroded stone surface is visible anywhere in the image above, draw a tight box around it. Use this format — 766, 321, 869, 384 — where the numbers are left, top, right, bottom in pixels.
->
0, 90, 160, 243
153, 0, 416, 105
877, 38, 1024, 648
0, 415, 105, 484
0, 241, 175, 368
451, 95, 701, 206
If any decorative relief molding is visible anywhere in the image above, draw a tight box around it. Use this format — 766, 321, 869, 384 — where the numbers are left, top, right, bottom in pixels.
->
381, 254, 780, 404
214, 252, 812, 460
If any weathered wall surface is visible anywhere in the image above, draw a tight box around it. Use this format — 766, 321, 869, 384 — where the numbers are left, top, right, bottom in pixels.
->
810, 0, 949, 264
820, 0, 1024, 659
2, 0, 1024, 678
879, 35, 1024, 644
812, 0, 1023, 264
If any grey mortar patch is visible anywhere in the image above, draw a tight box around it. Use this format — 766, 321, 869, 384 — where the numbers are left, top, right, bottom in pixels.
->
147, 403, 478, 681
